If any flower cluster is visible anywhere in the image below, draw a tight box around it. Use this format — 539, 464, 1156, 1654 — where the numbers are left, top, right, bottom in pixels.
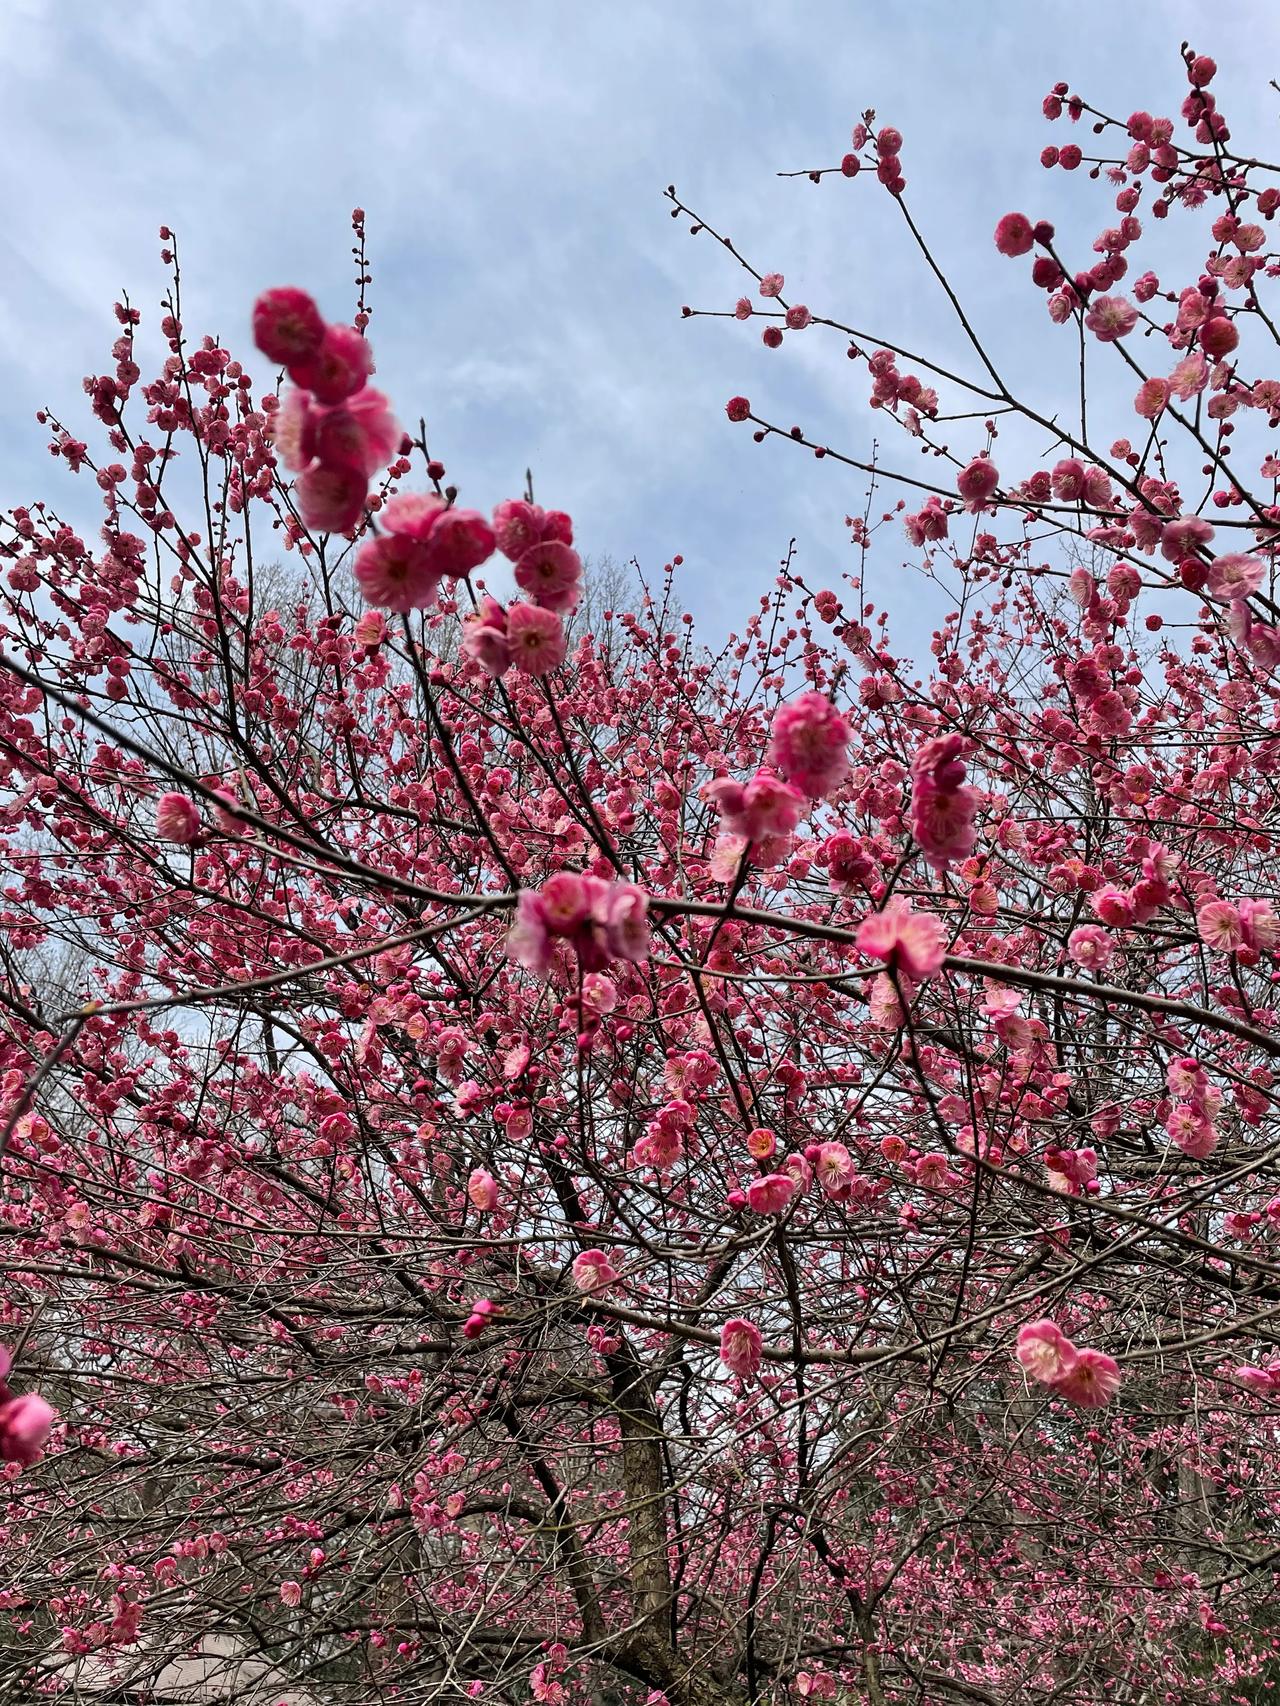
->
910, 734, 979, 870
1165, 1056, 1222, 1159
1015, 1319, 1121, 1408
254, 286, 401, 535
507, 873, 651, 978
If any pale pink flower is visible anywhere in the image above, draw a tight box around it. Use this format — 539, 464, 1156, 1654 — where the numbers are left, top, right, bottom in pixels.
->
856, 901, 947, 982
1134, 377, 1170, 419
1084, 294, 1138, 341
759, 273, 785, 298
1198, 898, 1245, 951
746, 1173, 796, 1215
603, 882, 651, 964
1205, 552, 1265, 601
1015, 1318, 1078, 1385
767, 693, 851, 798
155, 792, 201, 844
279, 1580, 303, 1608
507, 891, 553, 975
814, 1141, 854, 1198
720, 1318, 764, 1378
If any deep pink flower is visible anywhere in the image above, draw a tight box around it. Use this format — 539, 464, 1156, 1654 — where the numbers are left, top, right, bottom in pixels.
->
288, 322, 374, 404
0, 1390, 54, 1467
726, 396, 751, 421
993, 212, 1035, 257
572, 1249, 618, 1292
295, 463, 368, 533
253, 287, 325, 366
957, 457, 999, 507
767, 693, 851, 798
514, 540, 584, 612
156, 792, 201, 844
720, 1318, 764, 1378
507, 602, 566, 676
709, 770, 806, 842
1053, 1346, 1122, 1408
462, 596, 511, 678
428, 509, 497, 580
759, 273, 784, 298
354, 534, 439, 612
309, 388, 401, 478
507, 891, 553, 975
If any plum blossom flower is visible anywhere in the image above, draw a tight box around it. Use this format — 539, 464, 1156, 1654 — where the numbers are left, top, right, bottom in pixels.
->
467, 1168, 499, 1212
1084, 295, 1138, 341
746, 1173, 796, 1215
1204, 552, 1265, 601
856, 901, 947, 982
253, 287, 325, 365
1016, 1319, 1079, 1384
279, 1580, 303, 1609
720, 1318, 764, 1378
709, 770, 806, 844
507, 602, 566, 676
1053, 1346, 1122, 1408
767, 693, 851, 798
572, 1249, 618, 1292
0, 1347, 53, 1468
993, 212, 1035, 256
957, 457, 999, 508
155, 792, 201, 844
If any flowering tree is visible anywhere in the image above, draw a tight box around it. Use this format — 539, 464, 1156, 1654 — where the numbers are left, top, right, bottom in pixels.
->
4, 38, 1280, 1706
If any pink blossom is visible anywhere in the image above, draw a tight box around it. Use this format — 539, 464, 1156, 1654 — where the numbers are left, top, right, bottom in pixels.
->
957, 457, 999, 507
427, 509, 497, 580
603, 882, 651, 964
467, 1168, 499, 1212
1159, 515, 1214, 562
814, 1141, 854, 1198
1084, 295, 1138, 341
279, 1580, 303, 1608
507, 891, 553, 975
295, 463, 368, 533
288, 322, 373, 404
1204, 552, 1265, 601
572, 1249, 618, 1292
856, 901, 947, 982
911, 734, 978, 869
720, 1317, 764, 1378
253, 287, 325, 366
462, 596, 511, 677
1067, 924, 1114, 969
354, 534, 439, 611
746, 1173, 796, 1215
507, 602, 566, 676
709, 770, 806, 843
156, 792, 201, 844
1015, 1319, 1079, 1385
767, 693, 851, 798
1198, 898, 1245, 951
514, 540, 584, 612
993, 212, 1034, 257
1053, 1346, 1122, 1408
759, 273, 784, 298
1134, 377, 1170, 419
0, 1389, 54, 1467
784, 304, 812, 330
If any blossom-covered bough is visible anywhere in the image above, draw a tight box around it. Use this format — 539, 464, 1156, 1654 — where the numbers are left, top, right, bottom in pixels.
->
3, 41, 1280, 1706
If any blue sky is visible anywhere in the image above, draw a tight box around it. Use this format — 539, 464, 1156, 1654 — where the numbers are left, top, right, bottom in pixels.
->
2, 0, 1277, 657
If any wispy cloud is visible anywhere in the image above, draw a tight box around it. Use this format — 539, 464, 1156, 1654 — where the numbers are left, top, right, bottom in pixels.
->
2, 0, 1276, 654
